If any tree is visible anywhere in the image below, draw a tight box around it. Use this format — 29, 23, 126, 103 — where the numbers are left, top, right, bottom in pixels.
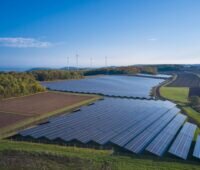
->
190, 96, 200, 106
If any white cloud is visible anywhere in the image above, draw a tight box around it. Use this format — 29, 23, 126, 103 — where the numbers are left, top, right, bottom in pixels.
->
0, 37, 52, 48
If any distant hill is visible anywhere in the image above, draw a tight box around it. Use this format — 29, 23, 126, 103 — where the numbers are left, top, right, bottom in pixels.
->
28, 67, 54, 71
0, 67, 29, 72
29, 67, 82, 71
61, 67, 81, 70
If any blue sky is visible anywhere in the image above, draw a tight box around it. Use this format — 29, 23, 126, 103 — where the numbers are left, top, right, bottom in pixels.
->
0, 0, 200, 68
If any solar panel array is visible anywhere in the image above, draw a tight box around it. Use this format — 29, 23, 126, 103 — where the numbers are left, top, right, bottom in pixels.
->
146, 114, 187, 156
136, 73, 172, 79
124, 109, 180, 153
193, 135, 200, 159
41, 75, 165, 99
168, 122, 197, 160
17, 98, 197, 159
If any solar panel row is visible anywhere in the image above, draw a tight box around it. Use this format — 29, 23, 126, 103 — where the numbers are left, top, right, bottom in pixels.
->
110, 108, 178, 147
124, 109, 178, 153
41, 75, 165, 99
193, 135, 200, 159
168, 122, 197, 160
146, 114, 186, 156
136, 73, 172, 79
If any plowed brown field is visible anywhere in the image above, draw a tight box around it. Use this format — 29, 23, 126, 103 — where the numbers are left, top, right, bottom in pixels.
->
0, 92, 95, 130
0, 113, 27, 129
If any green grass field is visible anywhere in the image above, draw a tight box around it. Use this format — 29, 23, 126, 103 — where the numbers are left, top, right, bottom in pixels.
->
182, 107, 200, 126
0, 140, 199, 170
160, 87, 189, 103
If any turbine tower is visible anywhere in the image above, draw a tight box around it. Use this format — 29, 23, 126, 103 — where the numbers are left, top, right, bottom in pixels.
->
105, 56, 108, 68
76, 54, 79, 70
67, 57, 69, 70
90, 57, 93, 68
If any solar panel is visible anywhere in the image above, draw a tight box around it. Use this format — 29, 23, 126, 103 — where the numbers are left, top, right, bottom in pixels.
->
18, 97, 196, 159
110, 108, 172, 147
146, 114, 186, 156
168, 122, 197, 160
41, 75, 165, 99
193, 135, 200, 159
136, 73, 172, 79
124, 110, 177, 153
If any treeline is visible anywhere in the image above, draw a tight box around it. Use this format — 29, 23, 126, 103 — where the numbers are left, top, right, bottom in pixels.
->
138, 66, 157, 75
190, 96, 200, 112
0, 72, 45, 99
84, 66, 157, 76
31, 70, 84, 81
0, 70, 84, 98
155, 65, 183, 72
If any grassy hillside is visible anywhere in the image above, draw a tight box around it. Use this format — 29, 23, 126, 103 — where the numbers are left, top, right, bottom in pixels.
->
182, 107, 200, 126
0, 140, 199, 170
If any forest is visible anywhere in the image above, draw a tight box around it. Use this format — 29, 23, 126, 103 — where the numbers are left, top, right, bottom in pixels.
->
0, 72, 45, 99
0, 70, 84, 98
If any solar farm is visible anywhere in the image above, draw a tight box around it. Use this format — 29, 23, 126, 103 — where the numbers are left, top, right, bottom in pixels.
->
41, 75, 165, 99
136, 73, 172, 79
17, 97, 199, 160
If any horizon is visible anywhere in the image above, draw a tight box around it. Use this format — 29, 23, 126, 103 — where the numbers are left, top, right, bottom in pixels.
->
1, 0, 200, 68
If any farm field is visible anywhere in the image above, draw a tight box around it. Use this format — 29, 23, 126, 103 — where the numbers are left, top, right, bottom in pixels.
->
0, 140, 200, 170
16, 97, 198, 160
0, 92, 98, 137
0, 91, 94, 115
42, 75, 165, 99
168, 73, 200, 88
0, 113, 27, 129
